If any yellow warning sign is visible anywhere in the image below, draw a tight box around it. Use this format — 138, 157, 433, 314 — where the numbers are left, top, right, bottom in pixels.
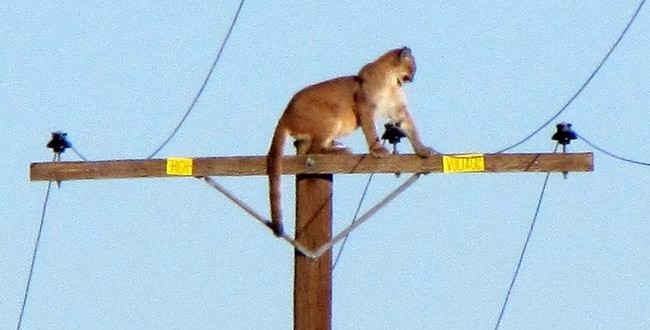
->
166, 157, 193, 176
442, 154, 485, 173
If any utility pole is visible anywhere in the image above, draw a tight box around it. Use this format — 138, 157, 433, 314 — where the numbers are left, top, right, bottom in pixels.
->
30, 152, 593, 330
294, 171, 332, 330
294, 142, 332, 330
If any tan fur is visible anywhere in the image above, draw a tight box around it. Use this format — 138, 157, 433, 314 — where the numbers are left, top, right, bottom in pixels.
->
267, 47, 433, 236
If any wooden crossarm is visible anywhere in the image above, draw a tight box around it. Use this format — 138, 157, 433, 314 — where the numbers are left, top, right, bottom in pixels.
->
29, 152, 593, 182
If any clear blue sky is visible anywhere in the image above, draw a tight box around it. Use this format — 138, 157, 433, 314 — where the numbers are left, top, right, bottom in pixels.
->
2, 1, 649, 329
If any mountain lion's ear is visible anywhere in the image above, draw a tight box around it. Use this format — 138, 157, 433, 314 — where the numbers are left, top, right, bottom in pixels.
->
399, 47, 412, 60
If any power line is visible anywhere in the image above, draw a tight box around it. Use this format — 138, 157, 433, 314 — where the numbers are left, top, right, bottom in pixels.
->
333, 138, 407, 270
493, 0, 646, 154
147, 0, 246, 159
578, 133, 650, 167
19, 134, 82, 329
493, 173, 551, 329
70, 146, 88, 161
493, 144, 558, 330
16, 178, 54, 330
333, 173, 375, 270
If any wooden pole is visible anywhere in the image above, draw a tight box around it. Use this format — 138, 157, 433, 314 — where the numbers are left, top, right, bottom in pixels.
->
294, 173, 332, 330
293, 142, 332, 330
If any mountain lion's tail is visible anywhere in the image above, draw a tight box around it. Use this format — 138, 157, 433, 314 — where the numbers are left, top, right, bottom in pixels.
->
267, 124, 287, 236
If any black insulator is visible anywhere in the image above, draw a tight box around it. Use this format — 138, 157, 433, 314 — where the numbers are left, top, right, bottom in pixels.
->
381, 122, 406, 145
551, 122, 577, 145
46, 131, 72, 154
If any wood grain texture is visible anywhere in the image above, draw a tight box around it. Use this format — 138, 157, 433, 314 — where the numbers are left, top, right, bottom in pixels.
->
30, 152, 593, 181
293, 173, 332, 330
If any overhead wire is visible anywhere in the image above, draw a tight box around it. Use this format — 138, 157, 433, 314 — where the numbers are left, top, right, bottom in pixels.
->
147, 0, 246, 159
333, 138, 410, 270
493, 144, 558, 330
493, 0, 646, 154
70, 146, 88, 162
578, 133, 650, 166
16, 158, 55, 330
333, 172, 375, 270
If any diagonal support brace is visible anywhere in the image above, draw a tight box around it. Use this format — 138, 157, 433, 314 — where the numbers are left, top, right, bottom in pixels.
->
199, 174, 421, 259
